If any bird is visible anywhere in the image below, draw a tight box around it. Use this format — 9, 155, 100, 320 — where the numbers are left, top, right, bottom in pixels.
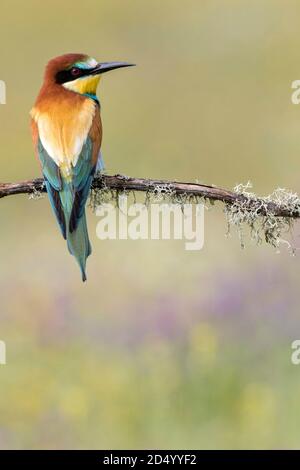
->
30, 53, 135, 281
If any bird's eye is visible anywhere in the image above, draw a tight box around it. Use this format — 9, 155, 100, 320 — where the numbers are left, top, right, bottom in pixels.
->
70, 67, 81, 76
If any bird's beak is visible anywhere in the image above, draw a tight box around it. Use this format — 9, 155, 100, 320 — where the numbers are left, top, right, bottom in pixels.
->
90, 62, 136, 75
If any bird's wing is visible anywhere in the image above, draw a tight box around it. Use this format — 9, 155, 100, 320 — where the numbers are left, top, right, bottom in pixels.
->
31, 119, 66, 238
69, 111, 102, 233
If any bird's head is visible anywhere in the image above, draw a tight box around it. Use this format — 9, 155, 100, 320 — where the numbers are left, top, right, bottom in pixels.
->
44, 53, 135, 98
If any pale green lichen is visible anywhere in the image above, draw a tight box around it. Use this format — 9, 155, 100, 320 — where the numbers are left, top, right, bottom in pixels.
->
225, 182, 300, 252
89, 178, 300, 252
28, 187, 45, 200
89, 179, 204, 211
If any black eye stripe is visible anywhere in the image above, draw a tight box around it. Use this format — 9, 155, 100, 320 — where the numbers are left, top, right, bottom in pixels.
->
55, 67, 90, 84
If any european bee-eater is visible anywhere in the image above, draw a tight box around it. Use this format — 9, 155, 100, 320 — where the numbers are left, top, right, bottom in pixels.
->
31, 53, 134, 281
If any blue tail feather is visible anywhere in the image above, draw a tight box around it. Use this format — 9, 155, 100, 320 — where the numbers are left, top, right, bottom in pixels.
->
67, 212, 91, 282
60, 180, 92, 282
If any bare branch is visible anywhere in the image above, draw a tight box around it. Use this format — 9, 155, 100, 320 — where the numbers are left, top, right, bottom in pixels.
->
0, 174, 299, 219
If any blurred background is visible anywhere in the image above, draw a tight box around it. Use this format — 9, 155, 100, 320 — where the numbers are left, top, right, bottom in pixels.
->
0, 0, 300, 449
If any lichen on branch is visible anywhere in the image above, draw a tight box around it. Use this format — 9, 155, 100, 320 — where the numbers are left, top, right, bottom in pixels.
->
225, 182, 300, 251
1, 173, 300, 251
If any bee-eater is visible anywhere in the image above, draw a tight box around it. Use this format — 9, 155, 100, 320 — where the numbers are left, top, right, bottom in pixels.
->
31, 53, 134, 281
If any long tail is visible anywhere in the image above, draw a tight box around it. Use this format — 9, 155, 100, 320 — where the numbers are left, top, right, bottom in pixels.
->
67, 212, 91, 282
59, 180, 92, 282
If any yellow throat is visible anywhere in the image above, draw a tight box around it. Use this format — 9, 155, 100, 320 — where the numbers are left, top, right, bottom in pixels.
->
63, 75, 101, 96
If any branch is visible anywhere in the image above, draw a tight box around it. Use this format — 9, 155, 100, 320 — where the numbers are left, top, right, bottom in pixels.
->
0, 174, 299, 219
